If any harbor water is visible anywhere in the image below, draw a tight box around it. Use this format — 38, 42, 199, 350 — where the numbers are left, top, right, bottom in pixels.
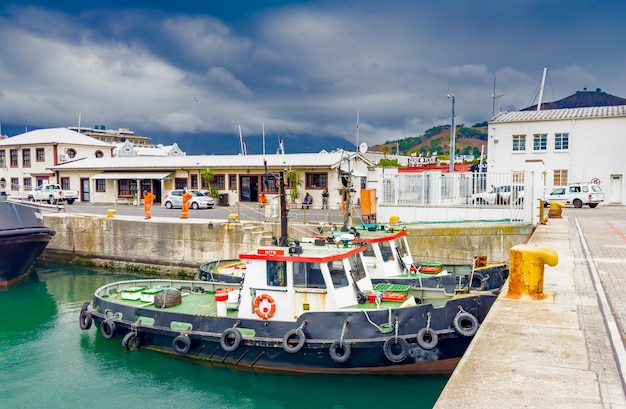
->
0, 264, 448, 409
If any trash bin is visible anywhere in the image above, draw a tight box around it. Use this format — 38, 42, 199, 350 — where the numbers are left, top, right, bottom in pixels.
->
218, 193, 229, 206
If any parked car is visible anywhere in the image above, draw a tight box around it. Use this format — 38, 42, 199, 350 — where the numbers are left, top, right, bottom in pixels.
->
163, 190, 215, 209
27, 183, 79, 204
544, 183, 604, 208
469, 184, 524, 205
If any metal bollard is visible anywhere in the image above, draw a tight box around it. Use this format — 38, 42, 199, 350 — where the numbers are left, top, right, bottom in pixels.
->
106, 209, 117, 218
505, 244, 558, 300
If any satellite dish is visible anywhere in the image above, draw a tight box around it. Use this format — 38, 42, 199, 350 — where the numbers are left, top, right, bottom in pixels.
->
358, 142, 368, 154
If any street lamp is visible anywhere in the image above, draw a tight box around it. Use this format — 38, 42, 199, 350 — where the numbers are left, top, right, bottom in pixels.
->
447, 94, 455, 173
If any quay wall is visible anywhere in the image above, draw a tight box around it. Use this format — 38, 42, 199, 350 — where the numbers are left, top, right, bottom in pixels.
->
41, 213, 533, 275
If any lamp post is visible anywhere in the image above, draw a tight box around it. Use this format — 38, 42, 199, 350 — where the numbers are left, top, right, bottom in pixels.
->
447, 94, 456, 173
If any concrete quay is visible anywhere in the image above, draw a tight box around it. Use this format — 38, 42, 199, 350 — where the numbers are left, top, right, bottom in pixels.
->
436, 208, 626, 408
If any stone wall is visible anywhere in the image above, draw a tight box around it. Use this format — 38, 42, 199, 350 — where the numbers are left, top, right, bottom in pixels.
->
41, 213, 533, 276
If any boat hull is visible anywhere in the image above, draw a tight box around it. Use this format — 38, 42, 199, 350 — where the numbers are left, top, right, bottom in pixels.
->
82, 279, 497, 375
0, 202, 55, 287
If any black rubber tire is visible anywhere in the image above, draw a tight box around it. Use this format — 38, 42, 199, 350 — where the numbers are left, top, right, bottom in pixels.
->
589, 203, 598, 208
453, 312, 479, 337
282, 328, 306, 354
122, 332, 140, 351
470, 273, 486, 291
191, 202, 199, 210
383, 338, 409, 363
220, 328, 242, 352
573, 199, 583, 208
29, 196, 36, 202
79, 311, 93, 330
100, 319, 117, 339
172, 334, 191, 354
66, 199, 75, 204
416, 327, 438, 350
328, 340, 351, 363
165, 201, 173, 209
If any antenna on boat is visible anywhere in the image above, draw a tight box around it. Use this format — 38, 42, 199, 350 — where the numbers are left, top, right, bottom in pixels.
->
537, 66, 548, 111
278, 170, 289, 246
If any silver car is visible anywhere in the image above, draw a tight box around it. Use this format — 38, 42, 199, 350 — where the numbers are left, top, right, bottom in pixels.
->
163, 190, 215, 209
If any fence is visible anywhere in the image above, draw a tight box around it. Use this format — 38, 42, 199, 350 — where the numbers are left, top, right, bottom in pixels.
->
377, 170, 537, 223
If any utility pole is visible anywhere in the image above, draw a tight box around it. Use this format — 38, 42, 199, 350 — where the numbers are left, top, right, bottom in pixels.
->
447, 94, 455, 173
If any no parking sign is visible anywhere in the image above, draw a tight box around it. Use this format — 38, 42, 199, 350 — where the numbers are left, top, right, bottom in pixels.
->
590, 177, 601, 185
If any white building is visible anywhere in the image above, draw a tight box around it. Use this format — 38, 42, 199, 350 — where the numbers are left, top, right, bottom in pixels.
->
0, 128, 114, 199
488, 105, 626, 205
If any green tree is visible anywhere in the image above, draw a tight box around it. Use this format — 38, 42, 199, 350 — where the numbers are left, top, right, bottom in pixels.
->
285, 169, 303, 203
201, 168, 218, 198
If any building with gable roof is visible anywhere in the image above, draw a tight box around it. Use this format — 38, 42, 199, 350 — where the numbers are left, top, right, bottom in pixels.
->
0, 128, 113, 198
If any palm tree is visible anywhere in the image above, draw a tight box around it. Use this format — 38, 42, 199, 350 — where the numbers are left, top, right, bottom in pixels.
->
201, 168, 217, 198
285, 169, 303, 203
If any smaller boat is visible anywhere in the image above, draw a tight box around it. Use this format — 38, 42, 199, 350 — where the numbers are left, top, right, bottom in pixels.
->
196, 259, 247, 283
0, 200, 56, 287
350, 224, 509, 295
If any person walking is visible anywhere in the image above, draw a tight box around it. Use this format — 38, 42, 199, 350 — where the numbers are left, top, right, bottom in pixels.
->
143, 189, 156, 219
322, 187, 329, 209
181, 188, 193, 219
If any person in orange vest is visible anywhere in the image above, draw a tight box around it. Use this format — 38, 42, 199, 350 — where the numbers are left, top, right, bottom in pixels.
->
181, 188, 193, 219
143, 189, 156, 219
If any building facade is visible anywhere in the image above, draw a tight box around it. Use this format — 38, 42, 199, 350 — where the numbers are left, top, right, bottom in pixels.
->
487, 105, 626, 205
0, 128, 114, 200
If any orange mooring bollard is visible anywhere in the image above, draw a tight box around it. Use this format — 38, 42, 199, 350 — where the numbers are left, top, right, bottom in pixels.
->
505, 244, 558, 300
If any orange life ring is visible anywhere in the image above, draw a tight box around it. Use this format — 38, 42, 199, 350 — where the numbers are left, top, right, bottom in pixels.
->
253, 294, 276, 320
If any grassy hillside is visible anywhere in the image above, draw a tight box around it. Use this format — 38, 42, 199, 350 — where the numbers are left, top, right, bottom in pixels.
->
370, 122, 488, 159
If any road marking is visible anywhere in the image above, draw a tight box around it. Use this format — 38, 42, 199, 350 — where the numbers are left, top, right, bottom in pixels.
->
608, 223, 626, 242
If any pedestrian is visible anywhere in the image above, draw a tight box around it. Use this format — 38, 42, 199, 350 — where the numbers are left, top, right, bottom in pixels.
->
181, 188, 193, 219
322, 187, 329, 209
143, 189, 156, 219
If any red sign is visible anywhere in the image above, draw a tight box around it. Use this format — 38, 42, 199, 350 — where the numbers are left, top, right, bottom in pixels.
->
590, 178, 601, 185
257, 249, 285, 256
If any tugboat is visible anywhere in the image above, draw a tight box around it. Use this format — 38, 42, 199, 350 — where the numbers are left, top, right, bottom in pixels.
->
196, 225, 509, 296
79, 172, 502, 374
0, 200, 56, 287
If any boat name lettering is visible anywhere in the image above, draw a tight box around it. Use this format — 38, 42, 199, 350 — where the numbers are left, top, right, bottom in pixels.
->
258, 249, 285, 256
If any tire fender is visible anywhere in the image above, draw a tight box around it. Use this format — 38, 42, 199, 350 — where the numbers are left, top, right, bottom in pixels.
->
220, 328, 242, 352
282, 328, 306, 354
453, 311, 479, 337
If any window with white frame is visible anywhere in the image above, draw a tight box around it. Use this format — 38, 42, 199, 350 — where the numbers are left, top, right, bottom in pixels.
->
533, 134, 547, 151
554, 133, 569, 150
512, 135, 526, 152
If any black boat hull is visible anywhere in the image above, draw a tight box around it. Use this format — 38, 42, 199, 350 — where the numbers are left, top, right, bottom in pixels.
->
84, 291, 497, 375
0, 202, 55, 287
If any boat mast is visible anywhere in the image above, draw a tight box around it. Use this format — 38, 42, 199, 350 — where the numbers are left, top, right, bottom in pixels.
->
537, 67, 547, 111
279, 170, 289, 246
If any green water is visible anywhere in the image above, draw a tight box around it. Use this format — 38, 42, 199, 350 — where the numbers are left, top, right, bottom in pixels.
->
0, 264, 448, 409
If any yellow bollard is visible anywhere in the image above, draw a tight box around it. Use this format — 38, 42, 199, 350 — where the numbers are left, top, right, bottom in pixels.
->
548, 201, 565, 218
106, 209, 117, 218
505, 244, 558, 300
389, 215, 400, 224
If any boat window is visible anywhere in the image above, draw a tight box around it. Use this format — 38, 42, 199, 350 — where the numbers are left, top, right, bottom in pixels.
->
266, 261, 287, 287
380, 241, 395, 261
362, 243, 376, 257
327, 261, 349, 288
293, 262, 326, 289
395, 238, 409, 258
348, 255, 366, 282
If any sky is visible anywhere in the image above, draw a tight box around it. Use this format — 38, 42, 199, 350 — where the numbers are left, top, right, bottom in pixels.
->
1, 0, 625, 149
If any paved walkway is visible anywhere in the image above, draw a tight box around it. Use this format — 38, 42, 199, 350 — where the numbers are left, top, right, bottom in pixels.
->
436, 208, 626, 408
